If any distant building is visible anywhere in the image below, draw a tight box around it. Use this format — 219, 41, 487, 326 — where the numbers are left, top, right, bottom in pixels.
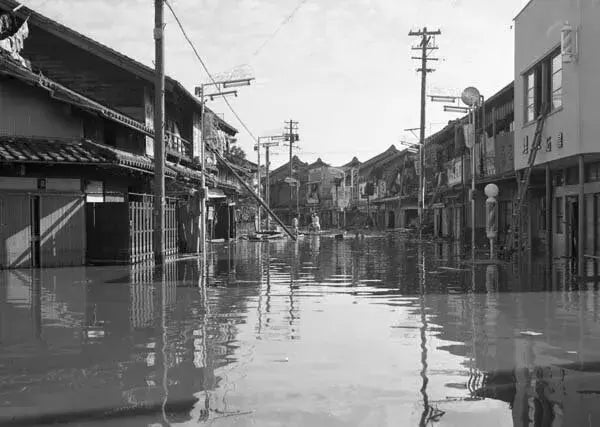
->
423, 83, 515, 245
303, 158, 344, 228
266, 155, 308, 225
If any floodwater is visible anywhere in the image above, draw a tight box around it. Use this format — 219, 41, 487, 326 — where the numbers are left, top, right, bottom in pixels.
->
1, 233, 600, 426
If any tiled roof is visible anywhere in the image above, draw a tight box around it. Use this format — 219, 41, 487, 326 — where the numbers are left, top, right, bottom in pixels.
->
360, 145, 400, 170
0, 136, 176, 177
0, 137, 109, 164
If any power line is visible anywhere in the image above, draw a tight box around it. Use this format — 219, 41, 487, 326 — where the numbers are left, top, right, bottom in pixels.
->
163, 0, 260, 145
251, 0, 310, 58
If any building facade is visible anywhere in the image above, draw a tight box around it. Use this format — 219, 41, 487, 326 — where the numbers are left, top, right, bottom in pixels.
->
0, 1, 245, 268
514, 0, 600, 274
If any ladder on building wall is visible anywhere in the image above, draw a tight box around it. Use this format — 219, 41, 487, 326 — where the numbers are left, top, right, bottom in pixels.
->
506, 109, 548, 255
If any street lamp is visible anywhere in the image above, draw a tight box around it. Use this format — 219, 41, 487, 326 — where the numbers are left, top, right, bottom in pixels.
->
195, 76, 254, 270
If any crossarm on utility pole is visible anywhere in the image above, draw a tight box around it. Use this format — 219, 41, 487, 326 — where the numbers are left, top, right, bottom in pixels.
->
208, 145, 297, 241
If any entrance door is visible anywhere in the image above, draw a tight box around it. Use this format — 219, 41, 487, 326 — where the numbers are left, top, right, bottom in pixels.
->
567, 197, 579, 260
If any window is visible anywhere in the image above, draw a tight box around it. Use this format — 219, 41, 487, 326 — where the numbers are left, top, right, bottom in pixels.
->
587, 163, 600, 183
556, 197, 564, 234
551, 53, 563, 109
524, 49, 562, 123
525, 71, 536, 122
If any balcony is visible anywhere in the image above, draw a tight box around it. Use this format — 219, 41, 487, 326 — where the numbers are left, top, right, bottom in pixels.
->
165, 131, 192, 159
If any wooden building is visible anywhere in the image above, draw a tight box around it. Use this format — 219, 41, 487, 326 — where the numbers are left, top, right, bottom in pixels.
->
0, 1, 242, 267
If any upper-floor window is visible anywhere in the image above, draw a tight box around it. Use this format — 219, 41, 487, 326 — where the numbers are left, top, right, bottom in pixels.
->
525, 71, 537, 123
524, 49, 562, 123
551, 53, 562, 110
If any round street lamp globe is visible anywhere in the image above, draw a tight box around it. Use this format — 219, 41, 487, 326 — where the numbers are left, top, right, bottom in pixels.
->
484, 183, 499, 198
461, 87, 481, 107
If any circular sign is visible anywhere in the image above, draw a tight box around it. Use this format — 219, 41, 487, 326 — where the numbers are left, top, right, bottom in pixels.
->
461, 86, 481, 107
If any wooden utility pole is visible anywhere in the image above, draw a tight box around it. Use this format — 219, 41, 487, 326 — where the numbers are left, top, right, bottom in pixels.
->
285, 120, 299, 222
409, 27, 440, 234
154, 0, 166, 264
255, 142, 262, 231
265, 144, 271, 231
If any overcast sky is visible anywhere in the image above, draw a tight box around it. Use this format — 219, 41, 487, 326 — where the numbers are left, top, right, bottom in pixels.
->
23, 0, 526, 167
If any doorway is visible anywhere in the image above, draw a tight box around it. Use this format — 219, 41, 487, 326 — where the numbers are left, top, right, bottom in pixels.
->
388, 210, 395, 229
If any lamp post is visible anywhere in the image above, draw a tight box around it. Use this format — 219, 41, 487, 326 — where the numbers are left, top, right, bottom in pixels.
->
195, 76, 253, 272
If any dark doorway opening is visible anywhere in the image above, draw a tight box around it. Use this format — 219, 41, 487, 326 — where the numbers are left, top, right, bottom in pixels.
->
388, 211, 395, 229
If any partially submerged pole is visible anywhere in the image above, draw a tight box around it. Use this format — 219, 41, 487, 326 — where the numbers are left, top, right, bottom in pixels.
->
153, 0, 166, 264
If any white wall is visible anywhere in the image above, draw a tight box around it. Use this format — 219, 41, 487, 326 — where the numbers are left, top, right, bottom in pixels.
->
514, 0, 600, 170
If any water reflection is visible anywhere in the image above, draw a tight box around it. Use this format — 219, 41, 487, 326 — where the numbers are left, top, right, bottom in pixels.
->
2, 236, 600, 425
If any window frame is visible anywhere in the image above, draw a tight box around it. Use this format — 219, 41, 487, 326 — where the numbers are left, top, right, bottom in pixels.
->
525, 70, 536, 123
550, 51, 563, 110
523, 47, 562, 124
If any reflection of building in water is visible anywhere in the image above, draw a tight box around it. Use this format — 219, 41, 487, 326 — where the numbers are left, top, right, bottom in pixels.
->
428, 260, 600, 426
0, 270, 42, 344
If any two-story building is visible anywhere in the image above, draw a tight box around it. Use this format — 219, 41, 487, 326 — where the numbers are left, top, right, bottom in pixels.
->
304, 158, 343, 228
337, 157, 361, 227
514, 0, 600, 274
353, 145, 401, 227
368, 149, 418, 229
426, 82, 515, 247
0, 1, 242, 268
266, 155, 308, 226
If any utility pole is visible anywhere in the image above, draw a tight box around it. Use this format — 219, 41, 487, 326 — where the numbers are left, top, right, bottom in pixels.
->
265, 144, 271, 231
255, 142, 261, 231
409, 27, 441, 235
285, 120, 299, 223
256, 136, 283, 232
153, 0, 166, 264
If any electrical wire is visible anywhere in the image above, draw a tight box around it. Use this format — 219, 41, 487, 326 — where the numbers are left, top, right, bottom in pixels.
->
251, 0, 310, 58
163, 0, 260, 145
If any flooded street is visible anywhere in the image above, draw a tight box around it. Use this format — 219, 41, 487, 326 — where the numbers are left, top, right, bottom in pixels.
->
2, 233, 600, 426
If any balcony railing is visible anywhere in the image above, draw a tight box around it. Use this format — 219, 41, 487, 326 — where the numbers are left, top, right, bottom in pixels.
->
165, 131, 192, 158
